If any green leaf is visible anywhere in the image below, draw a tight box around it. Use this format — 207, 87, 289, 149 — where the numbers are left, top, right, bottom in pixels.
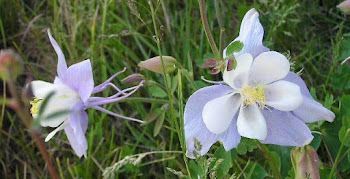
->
339, 126, 350, 147
188, 160, 204, 178
142, 109, 162, 125
245, 162, 268, 179
331, 66, 350, 90
37, 91, 55, 117
340, 95, 350, 118
149, 86, 167, 98
270, 151, 281, 172
225, 41, 244, 59
153, 112, 165, 137
236, 138, 259, 155
213, 146, 232, 178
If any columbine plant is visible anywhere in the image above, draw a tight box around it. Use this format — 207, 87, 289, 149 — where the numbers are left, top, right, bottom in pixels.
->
184, 9, 335, 158
28, 30, 144, 157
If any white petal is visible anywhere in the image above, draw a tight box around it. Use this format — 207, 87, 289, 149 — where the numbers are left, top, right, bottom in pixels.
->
29, 80, 77, 99
265, 80, 303, 111
237, 104, 267, 140
202, 93, 241, 134
39, 94, 80, 127
45, 121, 69, 142
249, 51, 290, 85
223, 53, 253, 89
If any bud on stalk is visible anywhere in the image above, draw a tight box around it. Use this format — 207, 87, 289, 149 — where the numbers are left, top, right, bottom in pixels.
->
138, 56, 177, 74
0, 49, 23, 80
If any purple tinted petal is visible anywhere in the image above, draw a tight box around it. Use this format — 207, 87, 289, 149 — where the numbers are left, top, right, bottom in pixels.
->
218, 113, 241, 151
48, 30, 67, 77
60, 60, 94, 102
91, 106, 144, 123
92, 68, 126, 94
223, 9, 269, 59
64, 108, 88, 158
184, 85, 235, 158
260, 109, 313, 146
64, 125, 88, 158
284, 72, 335, 123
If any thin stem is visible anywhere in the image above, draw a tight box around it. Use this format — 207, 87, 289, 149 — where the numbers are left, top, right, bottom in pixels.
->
6, 71, 59, 179
1, 80, 6, 129
198, 0, 221, 61
259, 143, 282, 179
328, 129, 350, 179
149, 1, 190, 177
91, 106, 144, 123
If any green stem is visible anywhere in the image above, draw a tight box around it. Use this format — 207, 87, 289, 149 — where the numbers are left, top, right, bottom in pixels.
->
198, 0, 221, 61
328, 129, 350, 179
259, 143, 282, 179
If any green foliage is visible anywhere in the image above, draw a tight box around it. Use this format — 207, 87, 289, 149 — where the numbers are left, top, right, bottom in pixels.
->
225, 41, 244, 59
0, 0, 349, 178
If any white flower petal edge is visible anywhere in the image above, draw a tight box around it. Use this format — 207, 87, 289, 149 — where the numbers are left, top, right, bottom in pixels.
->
45, 121, 69, 142
265, 80, 303, 111
237, 104, 267, 140
223, 53, 253, 89
202, 93, 241, 134
249, 51, 290, 85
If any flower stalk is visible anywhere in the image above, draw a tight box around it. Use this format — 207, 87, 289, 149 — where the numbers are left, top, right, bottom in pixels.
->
198, 0, 221, 61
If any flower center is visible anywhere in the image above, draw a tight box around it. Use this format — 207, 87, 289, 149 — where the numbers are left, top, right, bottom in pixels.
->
30, 97, 42, 115
241, 85, 266, 107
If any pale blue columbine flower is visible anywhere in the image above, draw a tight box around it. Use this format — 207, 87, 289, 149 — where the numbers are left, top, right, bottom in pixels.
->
184, 9, 335, 158
28, 30, 144, 158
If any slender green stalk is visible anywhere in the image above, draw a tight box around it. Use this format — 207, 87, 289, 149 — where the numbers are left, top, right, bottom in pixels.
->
259, 143, 282, 179
198, 0, 221, 61
0, 80, 6, 129
149, 0, 190, 176
328, 129, 350, 179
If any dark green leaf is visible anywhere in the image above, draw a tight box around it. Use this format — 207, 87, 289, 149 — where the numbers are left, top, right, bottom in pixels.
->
236, 138, 259, 155
213, 146, 232, 178
142, 109, 162, 125
149, 86, 167, 98
245, 162, 267, 179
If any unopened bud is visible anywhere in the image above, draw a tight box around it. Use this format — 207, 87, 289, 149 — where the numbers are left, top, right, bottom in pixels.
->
203, 58, 217, 68
337, 0, 350, 15
291, 145, 320, 179
121, 73, 145, 85
138, 56, 177, 74
226, 58, 237, 71
0, 49, 23, 80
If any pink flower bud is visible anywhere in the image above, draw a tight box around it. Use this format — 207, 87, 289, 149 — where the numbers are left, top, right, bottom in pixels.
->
203, 58, 217, 68
138, 56, 177, 74
291, 145, 320, 179
0, 49, 23, 80
121, 73, 145, 85
337, 0, 350, 15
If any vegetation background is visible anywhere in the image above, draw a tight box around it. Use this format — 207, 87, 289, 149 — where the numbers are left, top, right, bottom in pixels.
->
0, 0, 349, 178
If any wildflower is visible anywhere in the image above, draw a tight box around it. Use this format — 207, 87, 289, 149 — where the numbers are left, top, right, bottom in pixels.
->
138, 56, 177, 74
337, 0, 350, 15
28, 30, 144, 157
184, 9, 335, 158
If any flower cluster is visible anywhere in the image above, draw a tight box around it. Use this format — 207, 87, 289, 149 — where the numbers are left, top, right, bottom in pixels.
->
184, 9, 335, 158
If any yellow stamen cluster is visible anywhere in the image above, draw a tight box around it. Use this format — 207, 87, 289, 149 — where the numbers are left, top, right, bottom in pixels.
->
30, 98, 42, 115
242, 85, 266, 107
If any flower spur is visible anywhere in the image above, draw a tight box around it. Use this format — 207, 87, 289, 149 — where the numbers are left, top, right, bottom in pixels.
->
28, 30, 144, 157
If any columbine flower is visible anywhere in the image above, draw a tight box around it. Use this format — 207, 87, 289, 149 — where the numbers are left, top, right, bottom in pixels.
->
184, 9, 335, 158
28, 30, 144, 157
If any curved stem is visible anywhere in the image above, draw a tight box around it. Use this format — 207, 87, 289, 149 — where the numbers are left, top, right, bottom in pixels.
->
198, 0, 221, 61
328, 129, 350, 179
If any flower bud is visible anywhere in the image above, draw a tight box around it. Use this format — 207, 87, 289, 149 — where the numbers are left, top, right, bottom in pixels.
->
203, 58, 217, 68
337, 0, 350, 15
0, 49, 23, 80
291, 145, 320, 179
138, 56, 177, 74
121, 73, 145, 85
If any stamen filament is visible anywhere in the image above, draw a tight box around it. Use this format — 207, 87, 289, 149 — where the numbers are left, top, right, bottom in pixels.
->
91, 106, 144, 123
92, 67, 127, 94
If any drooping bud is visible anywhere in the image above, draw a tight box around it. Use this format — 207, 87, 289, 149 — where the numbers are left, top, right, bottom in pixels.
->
203, 58, 217, 68
291, 145, 320, 179
337, 0, 350, 15
226, 58, 237, 71
0, 49, 23, 80
121, 73, 145, 85
138, 56, 177, 74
